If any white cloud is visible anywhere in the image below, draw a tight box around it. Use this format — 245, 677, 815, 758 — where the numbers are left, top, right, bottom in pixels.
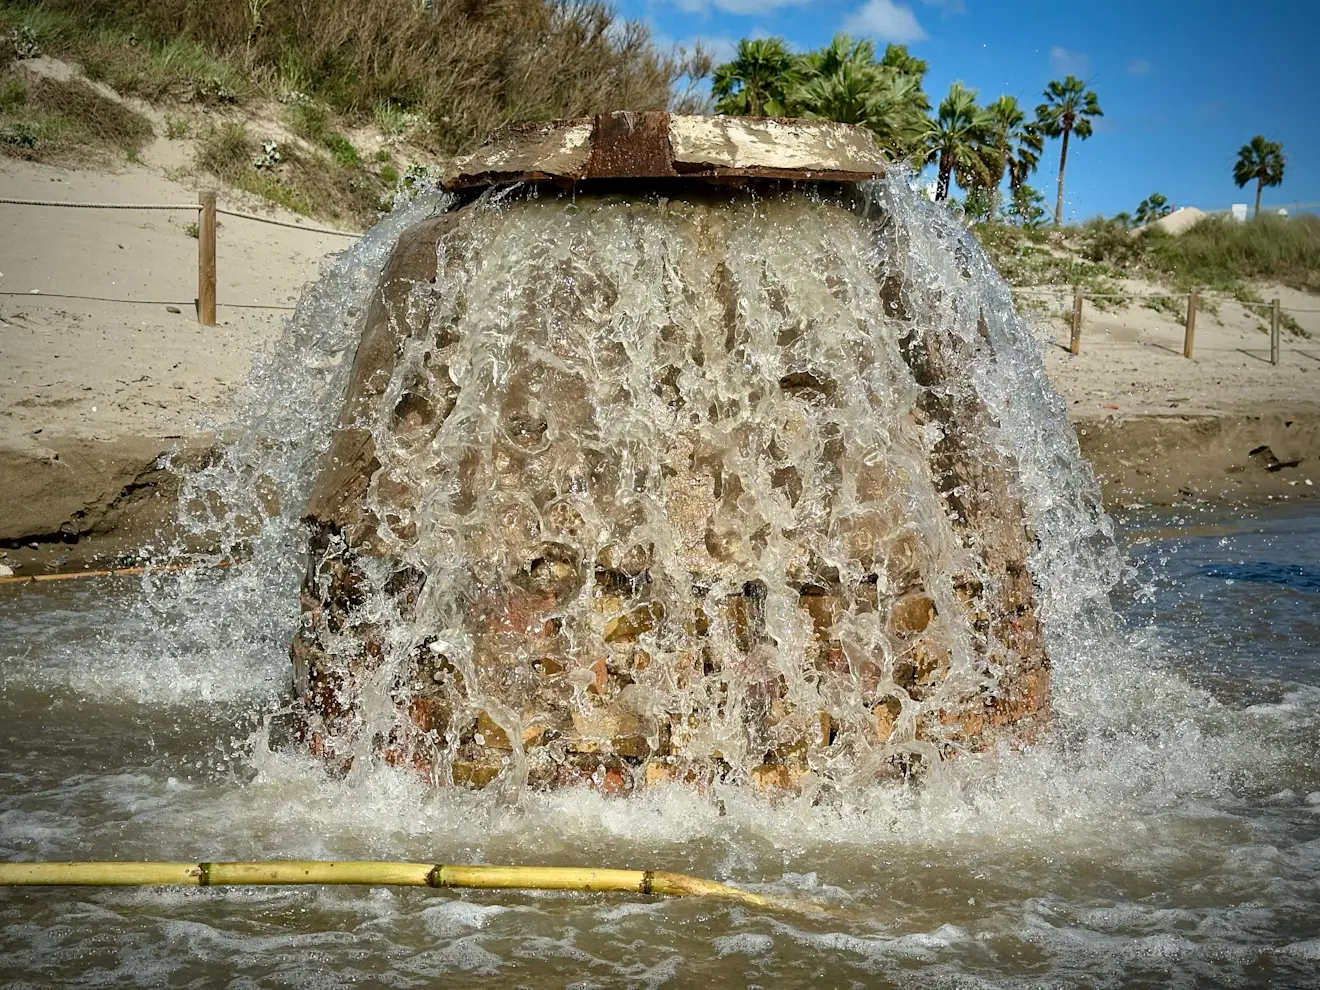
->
843, 0, 928, 42
1049, 46, 1090, 77
670, 0, 809, 13
1127, 57, 1151, 76
921, 0, 966, 15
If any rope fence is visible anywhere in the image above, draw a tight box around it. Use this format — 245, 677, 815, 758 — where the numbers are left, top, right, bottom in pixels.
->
215, 207, 359, 237
1, 195, 1312, 363
0, 191, 360, 323
0, 290, 294, 311
1009, 284, 1313, 364
0, 197, 196, 210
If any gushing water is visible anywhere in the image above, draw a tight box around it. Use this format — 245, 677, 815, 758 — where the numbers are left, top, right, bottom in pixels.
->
285, 179, 1067, 789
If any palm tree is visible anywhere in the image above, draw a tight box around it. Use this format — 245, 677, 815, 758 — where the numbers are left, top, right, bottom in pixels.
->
879, 43, 928, 85
712, 38, 795, 117
927, 82, 991, 202
1034, 75, 1103, 226
789, 36, 930, 160
1134, 192, 1172, 226
984, 96, 1043, 207
1233, 135, 1286, 218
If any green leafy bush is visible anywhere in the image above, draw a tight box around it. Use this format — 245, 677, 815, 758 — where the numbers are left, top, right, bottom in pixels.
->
286, 99, 328, 141
321, 131, 358, 168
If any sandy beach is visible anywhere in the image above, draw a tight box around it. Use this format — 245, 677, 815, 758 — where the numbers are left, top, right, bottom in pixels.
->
1, 156, 1317, 574
0, 157, 355, 560
1035, 281, 1320, 419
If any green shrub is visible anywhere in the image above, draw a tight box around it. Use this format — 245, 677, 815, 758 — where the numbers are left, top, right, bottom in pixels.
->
0, 119, 37, 148
372, 99, 417, 138
163, 113, 189, 138
321, 131, 358, 168
0, 76, 24, 111
1077, 216, 1149, 269
378, 162, 398, 185
194, 118, 381, 226
0, 70, 152, 162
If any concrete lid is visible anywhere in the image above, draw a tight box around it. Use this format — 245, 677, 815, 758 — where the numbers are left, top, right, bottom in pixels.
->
443, 112, 887, 191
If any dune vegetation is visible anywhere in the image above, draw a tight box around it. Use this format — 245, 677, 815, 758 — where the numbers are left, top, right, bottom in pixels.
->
2, 0, 706, 151
0, 0, 709, 223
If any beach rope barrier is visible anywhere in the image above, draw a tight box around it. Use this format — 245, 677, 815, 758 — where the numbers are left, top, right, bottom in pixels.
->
0, 860, 797, 911
215, 207, 360, 237
0, 289, 294, 310
0, 197, 196, 210
0, 196, 357, 235
0, 197, 357, 237
0, 193, 359, 321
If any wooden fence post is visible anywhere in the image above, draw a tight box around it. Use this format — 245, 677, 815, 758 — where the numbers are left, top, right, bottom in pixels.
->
1070, 286, 1083, 355
1271, 297, 1281, 366
197, 190, 216, 327
1183, 288, 1197, 359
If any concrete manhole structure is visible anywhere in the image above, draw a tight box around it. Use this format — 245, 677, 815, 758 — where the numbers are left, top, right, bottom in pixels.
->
289, 112, 1050, 793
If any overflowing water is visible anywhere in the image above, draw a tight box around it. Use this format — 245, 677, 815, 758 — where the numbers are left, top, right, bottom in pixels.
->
1, 175, 1318, 987
289, 180, 1061, 787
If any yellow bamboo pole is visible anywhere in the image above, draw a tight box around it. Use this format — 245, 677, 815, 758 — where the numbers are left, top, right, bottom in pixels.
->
0, 861, 775, 909
0, 560, 233, 587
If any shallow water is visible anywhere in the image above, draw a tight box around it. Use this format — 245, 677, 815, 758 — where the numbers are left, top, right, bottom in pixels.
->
2, 502, 1318, 989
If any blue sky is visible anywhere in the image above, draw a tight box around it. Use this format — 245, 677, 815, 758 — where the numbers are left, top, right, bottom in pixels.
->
618, 0, 1319, 221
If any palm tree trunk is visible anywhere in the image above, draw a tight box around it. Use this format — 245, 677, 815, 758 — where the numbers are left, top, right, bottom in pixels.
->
937, 150, 952, 201
993, 153, 1007, 217
1255, 177, 1263, 219
1053, 127, 1070, 226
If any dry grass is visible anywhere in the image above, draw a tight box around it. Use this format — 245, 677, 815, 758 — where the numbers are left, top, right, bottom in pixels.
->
0, 0, 707, 221
5, 0, 700, 155
196, 122, 384, 226
1148, 214, 1320, 295
0, 69, 152, 163
976, 214, 1318, 338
